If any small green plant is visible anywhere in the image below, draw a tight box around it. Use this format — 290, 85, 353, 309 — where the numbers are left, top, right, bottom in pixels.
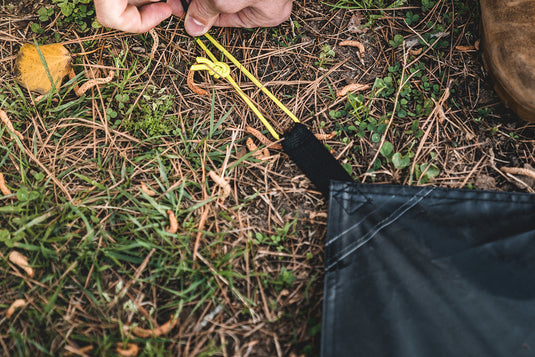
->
379, 141, 413, 170
315, 44, 335, 68
404, 11, 420, 25
422, 0, 436, 11
274, 267, 297, 291
35, 0, 96, 33
123, 87, 176, 138
253, 218, 298, 252
414, 162, 440, 183
389, 34, 405, 48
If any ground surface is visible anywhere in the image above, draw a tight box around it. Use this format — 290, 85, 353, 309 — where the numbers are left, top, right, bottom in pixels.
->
1, 0, 535, 356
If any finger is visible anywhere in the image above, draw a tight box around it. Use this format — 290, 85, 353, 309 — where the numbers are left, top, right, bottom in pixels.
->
129, 0, 160, 6
96, 1, 172, 33
167, 0, 186, 17
184, 0, 250, 36
183, 0, 220, 36
214, 3, 292, 29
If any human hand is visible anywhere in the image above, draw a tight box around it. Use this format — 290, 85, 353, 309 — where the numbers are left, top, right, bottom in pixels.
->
182, 0, 293, 37
94, 0, 187, 33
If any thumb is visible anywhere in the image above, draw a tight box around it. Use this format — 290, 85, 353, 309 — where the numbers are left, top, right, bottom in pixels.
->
184, 0, 220, 36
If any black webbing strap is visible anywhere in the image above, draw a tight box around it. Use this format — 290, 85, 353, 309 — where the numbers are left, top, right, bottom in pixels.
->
282, 123, 353, 197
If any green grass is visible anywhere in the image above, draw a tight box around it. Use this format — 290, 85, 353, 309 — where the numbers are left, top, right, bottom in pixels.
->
3, 0, 532, 354
0, 34, 306, 354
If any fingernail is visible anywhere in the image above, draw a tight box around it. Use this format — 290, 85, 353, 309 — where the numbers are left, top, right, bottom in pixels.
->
185, 15, 207, 36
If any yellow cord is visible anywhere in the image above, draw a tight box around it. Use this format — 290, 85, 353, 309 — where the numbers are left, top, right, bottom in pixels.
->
203, 33, 300, 124
190, 57, 280, 140
190, 34, 301, 140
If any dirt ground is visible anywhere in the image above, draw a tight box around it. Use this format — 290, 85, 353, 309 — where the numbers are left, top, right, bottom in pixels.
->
1, 0, 535, 356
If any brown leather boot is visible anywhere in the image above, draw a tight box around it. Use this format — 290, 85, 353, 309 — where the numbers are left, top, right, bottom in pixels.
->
480, 0, 535, 122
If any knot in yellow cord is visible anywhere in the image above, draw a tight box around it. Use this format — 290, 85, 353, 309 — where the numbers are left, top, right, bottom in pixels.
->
190, 57, 230, 79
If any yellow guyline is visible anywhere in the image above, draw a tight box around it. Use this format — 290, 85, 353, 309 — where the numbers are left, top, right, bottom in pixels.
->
190, 33, 300, 141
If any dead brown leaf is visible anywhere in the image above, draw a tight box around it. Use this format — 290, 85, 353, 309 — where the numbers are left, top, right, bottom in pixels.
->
129, 316, 179, 338
14, 43, 72, 94
347, 12, 368, 34
9, 251, 34, 277
0, 172, 12, 196
6, 299, 27, 319
165, 209, 178, 234
116, 343, 139, 357
336, 83, 371, 97
208, 170, 231, 198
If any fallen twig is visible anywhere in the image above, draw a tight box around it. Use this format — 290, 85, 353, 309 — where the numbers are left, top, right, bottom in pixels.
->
501, 167, 535, 181
0, 109, 24, 140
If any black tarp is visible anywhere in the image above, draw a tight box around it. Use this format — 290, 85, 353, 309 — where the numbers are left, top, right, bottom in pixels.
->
322, 181, 535, 357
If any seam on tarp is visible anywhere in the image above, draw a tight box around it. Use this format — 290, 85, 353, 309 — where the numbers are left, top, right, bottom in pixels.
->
326, 186, 435, 271
331, 185, 535, 204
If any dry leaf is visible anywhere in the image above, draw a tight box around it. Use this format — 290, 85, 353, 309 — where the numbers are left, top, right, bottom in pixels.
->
348, 12, 367, 34
455, 45, 475, 52
116, 343, 139, 357
6, 299, 27, 319
246, 126, 282, 150
208, 171, 231, 198
130, 316, 179, 338
246, 138, 270, 161
0, 172, 12, 196
165, 209, 178, 234
336, 83, 371, 97
314, 131, 337, 140
140, 182, 157, 196
8, 251, 34, 277
14, 43, 72, 94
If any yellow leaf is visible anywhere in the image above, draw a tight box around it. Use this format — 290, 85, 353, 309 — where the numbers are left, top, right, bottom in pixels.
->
14, 43, 72, 95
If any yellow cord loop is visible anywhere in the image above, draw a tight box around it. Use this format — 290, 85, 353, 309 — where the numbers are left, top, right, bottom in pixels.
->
190, 56, 280, 140
190, 58, 230, 79
190, 34, 302, 140
203, 33, 300, 125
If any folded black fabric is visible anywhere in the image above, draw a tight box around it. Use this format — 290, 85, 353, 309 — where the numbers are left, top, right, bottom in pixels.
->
322, 181, 535, 357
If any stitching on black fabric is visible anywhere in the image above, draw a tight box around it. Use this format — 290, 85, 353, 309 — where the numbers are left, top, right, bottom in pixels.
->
331, 188, 535, 205
326, 187, 435, 271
